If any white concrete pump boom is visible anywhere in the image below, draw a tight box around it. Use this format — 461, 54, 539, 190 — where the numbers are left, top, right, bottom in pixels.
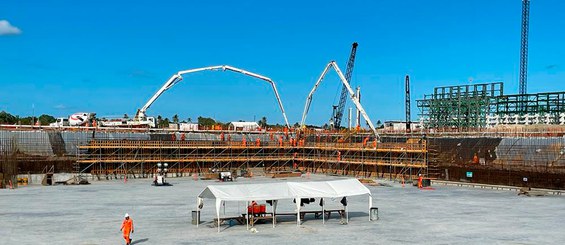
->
301, 61, 380, 140
135, 65, 291, 128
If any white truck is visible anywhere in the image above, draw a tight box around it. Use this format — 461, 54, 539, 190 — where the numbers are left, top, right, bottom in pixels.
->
49, 117, 69, 127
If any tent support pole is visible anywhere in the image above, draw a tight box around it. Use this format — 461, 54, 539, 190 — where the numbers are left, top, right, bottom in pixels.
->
216, 199, 221, 233
296, 198, 301, 227
369, 195, 373, 221
273, 200, 277, 228
346, 204, 349, 224
196, 198, 199, 228
322, 198, 325, 225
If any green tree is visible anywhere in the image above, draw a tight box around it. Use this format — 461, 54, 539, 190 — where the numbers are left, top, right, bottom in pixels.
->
197, 116, 216, 127
172, 114, 179, 124
158, 117, 170, 128
20, 116, 38, 125
157, 115, 163, 128
376, 120, 384, 129
187, 117, 192, 123
0, 111, 17, 124
258, 116, 268, 128
123, 114, 129, 119
38, 114, 56, 125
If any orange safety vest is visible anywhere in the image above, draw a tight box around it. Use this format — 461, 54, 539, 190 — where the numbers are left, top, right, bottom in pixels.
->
363, 137, 369, 147
121, 218, 134, 234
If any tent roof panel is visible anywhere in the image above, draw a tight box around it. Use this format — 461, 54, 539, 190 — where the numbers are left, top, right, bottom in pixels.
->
198, 179, 370, 201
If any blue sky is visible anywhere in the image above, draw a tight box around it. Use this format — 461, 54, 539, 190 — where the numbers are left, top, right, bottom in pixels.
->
1, 0, 564, 125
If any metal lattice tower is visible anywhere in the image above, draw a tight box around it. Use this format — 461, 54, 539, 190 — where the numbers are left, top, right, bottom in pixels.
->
519, 0, 530, 95
333, 42, 358, 128
405, 75, 411, 133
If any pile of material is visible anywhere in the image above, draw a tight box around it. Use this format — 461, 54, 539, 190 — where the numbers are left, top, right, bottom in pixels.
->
60, 176, 90, 185
267, 171, 302, 178
518, 187, 547, 197
358, 178, 381, 186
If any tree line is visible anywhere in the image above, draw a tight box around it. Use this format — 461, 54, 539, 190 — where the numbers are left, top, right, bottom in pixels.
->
1, 110, 383, 129
0, 111, 56, 125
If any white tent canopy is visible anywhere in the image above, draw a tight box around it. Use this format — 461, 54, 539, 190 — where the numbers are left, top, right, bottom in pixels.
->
197, 179, 373, 232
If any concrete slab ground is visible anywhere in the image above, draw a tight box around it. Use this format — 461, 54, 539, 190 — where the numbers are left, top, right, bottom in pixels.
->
1, 175, 564, 244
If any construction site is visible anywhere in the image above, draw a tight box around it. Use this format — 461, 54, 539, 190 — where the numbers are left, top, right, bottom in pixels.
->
2, 0, 565, 244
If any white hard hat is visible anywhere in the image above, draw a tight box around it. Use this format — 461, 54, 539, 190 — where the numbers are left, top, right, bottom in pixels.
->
124, 213, 129, 218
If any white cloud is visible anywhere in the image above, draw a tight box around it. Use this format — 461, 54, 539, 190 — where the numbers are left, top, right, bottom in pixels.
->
0, 20, 22, 35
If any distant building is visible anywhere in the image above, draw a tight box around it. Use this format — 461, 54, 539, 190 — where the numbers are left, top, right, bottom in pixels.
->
228, 122, 260, 131
383, 121, 421, 132
179, 123, 199, 131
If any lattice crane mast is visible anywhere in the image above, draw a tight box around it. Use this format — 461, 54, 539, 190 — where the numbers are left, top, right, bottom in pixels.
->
332, 42, 358, 128
519, 0, 530, 95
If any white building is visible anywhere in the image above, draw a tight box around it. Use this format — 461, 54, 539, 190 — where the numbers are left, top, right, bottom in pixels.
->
228, 121, 260, 131
383, 121, 421, 132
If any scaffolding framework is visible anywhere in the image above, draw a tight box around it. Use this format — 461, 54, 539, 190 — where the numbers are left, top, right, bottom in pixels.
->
77, 134, 428, 182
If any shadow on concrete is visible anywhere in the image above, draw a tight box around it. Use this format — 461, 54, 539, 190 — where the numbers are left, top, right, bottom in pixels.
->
347, 211, 370, 218
131, 238, 149, 244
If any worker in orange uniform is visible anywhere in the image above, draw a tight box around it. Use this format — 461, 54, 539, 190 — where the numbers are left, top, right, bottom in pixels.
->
120, 213, 134, 245
337, 151, 341, 162
472, 153, 479, 164
363, 137, 369, 148
417, 174, 423, 189
256, 138, 261, 146
242, 137, 246, 146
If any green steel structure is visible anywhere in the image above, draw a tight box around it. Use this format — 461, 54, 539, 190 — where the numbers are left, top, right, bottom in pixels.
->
494, 92, 565, 118
417, 82, 503, 129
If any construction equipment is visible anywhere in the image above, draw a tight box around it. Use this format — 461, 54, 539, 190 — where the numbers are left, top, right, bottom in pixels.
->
99, 117, 156, 128
405, 75, 411, 133
134, 65, 290, 128
331, 43, 358, 129
519, 0, 530, 95
301, 61, 379, 140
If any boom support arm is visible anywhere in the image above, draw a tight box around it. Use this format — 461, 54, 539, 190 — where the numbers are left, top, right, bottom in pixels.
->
136, 65, 290, 128
301, 61, 380, 139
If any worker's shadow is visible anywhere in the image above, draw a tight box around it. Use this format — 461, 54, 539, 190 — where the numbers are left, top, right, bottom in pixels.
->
131, 238, 149, 245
